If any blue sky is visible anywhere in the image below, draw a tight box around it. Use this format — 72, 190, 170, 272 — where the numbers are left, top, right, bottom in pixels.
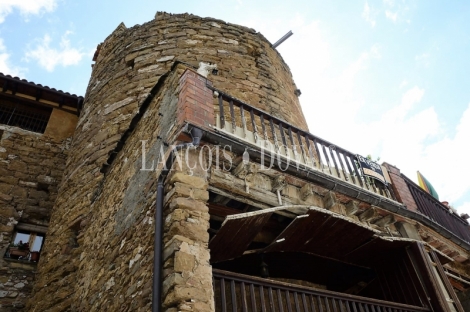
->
1, 0, 469, 214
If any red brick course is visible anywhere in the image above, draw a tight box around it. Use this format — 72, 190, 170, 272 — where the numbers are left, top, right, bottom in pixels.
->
383, 163, 418, 212
177, 69, 214, 128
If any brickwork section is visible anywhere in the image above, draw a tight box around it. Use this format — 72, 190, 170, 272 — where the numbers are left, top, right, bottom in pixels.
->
383, 163, 418, 212
177, 69, 214, 128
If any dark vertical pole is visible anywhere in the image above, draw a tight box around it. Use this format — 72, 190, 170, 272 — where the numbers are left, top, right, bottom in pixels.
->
219, 95, 225, 129
152, 175, 165, 312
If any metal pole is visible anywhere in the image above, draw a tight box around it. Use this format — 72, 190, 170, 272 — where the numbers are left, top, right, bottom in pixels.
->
152, 175, 164, 312
272, 31, 293, 48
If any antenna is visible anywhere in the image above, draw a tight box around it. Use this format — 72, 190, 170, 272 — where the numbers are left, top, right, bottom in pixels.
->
272, 30, 293, 48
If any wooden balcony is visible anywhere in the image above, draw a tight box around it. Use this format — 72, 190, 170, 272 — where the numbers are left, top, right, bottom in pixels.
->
404, 175, 470, 245
213, 269, 430, 312
204, 86, 470, 251
210, 87, 396, 203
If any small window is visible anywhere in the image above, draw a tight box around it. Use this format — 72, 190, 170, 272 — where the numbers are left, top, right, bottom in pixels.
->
5, 231, 45, 261
0, 100, 52, 133
12, 232, 44, 252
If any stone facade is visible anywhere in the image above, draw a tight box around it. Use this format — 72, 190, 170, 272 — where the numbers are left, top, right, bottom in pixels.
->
27, 12, 309, 312
0, 105, 78, 310
16, 12, 470, 312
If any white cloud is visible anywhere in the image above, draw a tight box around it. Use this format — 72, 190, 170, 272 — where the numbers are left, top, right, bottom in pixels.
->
458, 202, 470, 216
0, 0, 57, 23
418, 103, 470, 212
25, 31, 85, 72
0, 38, 26, 76
383, 0, 412, 24
415, 53, 430, 67
362, 2, 376, 27
385, 10, 398, 22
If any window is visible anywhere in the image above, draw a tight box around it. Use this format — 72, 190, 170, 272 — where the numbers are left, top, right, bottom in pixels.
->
0, 99, 52, 133
5, 229, 45, 262
12, 232, 44, 252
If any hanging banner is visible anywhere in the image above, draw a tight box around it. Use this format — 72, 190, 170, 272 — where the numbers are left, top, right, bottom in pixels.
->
356, 154, 387, 185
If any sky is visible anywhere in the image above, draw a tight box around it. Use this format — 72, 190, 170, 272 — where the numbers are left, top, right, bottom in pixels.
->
1, 0, 469, 214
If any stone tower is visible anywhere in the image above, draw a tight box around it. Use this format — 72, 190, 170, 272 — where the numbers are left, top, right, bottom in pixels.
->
26, 12, 309, 311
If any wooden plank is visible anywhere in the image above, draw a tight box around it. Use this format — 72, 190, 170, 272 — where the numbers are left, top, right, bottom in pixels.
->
411, 243, 452, 312
278, 289, 285, 312
429, 250, 464, 312
221, 278, 227, 312
231, 280, 237, 312
210, 204, 314, 262
260, 285, 267, 312
210, 212, 272, 262
240, 282, 248, 312
250, 283, 257, 311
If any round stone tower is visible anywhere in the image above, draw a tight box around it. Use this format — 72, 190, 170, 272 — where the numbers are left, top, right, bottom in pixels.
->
91, 11, 308, 130
27, 12, 309, 312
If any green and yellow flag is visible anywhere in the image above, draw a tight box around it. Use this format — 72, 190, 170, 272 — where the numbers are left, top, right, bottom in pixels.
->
417, 171, 439, 200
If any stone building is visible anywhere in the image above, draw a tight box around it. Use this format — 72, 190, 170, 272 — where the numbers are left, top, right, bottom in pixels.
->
0, 73, 82, 310
1, 12, 470, 312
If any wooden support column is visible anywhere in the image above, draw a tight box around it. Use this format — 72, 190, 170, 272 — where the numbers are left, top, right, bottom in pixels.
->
410, 243, 464, 312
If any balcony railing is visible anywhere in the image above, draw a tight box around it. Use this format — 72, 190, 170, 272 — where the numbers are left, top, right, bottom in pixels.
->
213, 269, 430, 312
405, 176, 470, 244
210, 88, 396, 201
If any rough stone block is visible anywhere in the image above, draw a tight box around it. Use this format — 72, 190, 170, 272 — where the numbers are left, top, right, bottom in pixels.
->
174, 251, 196, 272
169, 172, 208, 190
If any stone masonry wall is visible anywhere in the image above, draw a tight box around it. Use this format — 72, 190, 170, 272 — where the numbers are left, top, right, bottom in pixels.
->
28, 12, 308, 311
0, 124, 73, 311
27, 64, 190, 311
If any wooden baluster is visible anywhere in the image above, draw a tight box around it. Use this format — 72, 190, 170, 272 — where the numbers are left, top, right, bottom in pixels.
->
294, 292, 301, 312
305, 137, 317, 168
310, 295, 317, 312
337, 151, 349, 182
343, 153, 357, 185
240, 282, 248, 312
218, 95, 225, 129
302, 293, 310, 312
317, 296, 324, 312
277, 289, 285, 312
348, 155, 364, 188
250, 284, 257, 311
269, 118, 280, 153
328, 146, 341, 178
280, 124, 289, 155
250, 108, 259, 143
324, 297, 332, 312
286, 290, 293, 312
351, 302, 358, 312
288, 126, 298, 162
240, 104, 247, 138
319, 142, 333, 175
221, 278, 227, 312
230, 280, 237, 312
229, 100, 236, 133
260, 114, 269, 144
268, 287, 275, 312
260, 285, 267, 312
297, 132, 309, 166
